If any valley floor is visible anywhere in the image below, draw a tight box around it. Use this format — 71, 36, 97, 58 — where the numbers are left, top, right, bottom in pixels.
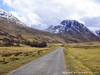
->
0, 42, 100, 75
8, 47, 66, 75
64, 42, 100, 75
0, 44, 60, 75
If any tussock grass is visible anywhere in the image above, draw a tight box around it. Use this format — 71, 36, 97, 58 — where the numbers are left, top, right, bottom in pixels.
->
64, 42, 100, 75
0, 44, 59, 75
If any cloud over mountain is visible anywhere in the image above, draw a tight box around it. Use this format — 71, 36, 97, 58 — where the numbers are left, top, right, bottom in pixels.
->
2, 0, 100, 30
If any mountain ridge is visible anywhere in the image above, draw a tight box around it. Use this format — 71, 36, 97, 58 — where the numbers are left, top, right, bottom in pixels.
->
46, 20, 100, 42
0, 9, 25, 26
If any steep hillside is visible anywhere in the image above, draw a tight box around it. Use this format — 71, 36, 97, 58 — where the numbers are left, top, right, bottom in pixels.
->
47, 20, 100, 42
0, 9, 65, 46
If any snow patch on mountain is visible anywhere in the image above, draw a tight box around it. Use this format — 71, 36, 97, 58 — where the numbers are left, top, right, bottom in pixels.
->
46, 20, 92, 34
0, 9, 25, 26
95, 30, 100, 36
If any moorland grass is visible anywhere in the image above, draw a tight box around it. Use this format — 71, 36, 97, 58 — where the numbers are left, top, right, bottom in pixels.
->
0, 44, 60, 75
64, 42, 100, 75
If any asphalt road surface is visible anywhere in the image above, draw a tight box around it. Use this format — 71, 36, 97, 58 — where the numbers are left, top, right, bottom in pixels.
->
8, 47, 67, 75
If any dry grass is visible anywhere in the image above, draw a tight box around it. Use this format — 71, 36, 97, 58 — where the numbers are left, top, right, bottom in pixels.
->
0, 44, 60, 75
64, 42, 100, 75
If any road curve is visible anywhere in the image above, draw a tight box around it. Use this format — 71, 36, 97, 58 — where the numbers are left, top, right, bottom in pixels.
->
8, 47, 67, 75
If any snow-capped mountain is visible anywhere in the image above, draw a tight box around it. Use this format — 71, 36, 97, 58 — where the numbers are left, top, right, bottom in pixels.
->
46, 20, 100, 42
0, 9, 24, 25
95, 30, 100, 36
47, 20, 92, 34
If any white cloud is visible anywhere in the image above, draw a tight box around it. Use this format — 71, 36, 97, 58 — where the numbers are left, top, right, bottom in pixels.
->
3, 0, 100, 30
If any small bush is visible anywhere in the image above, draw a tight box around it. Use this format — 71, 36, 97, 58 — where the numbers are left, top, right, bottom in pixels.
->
13, 52, 22, 56
2, 53, 12, 57
10, 57, 19, 61
2, 38, 20, 46
24, 40, 47, 47
0, 58, 8, 64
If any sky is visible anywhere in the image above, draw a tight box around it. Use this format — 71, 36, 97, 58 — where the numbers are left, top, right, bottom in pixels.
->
0, 0, 100, 31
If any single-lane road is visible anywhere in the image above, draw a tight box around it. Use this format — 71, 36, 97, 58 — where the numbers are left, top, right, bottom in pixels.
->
8, 47, 67, 75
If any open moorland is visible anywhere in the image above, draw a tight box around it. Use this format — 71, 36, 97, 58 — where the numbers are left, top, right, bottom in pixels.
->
64, 42, 100, 75
0, 44, 60, 75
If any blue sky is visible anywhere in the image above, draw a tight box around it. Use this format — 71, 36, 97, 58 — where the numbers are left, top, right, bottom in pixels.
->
0, 0, 100, 31
0, 0, 13, 11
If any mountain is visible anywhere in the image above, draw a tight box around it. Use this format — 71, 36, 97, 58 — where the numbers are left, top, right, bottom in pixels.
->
0, 9, 99, 45
0, 9, 25, 25
95, 30, 100, 36
47, 20, 100, 42
0, 9, 65, 46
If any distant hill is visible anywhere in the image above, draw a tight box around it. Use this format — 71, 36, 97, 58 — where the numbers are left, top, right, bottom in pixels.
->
46, 20, 100, 42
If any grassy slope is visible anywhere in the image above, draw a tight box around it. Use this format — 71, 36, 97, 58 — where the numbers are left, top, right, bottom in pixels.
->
0, 44, 60, 75
0, 18, 65, 44
64, 42, 100, 75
